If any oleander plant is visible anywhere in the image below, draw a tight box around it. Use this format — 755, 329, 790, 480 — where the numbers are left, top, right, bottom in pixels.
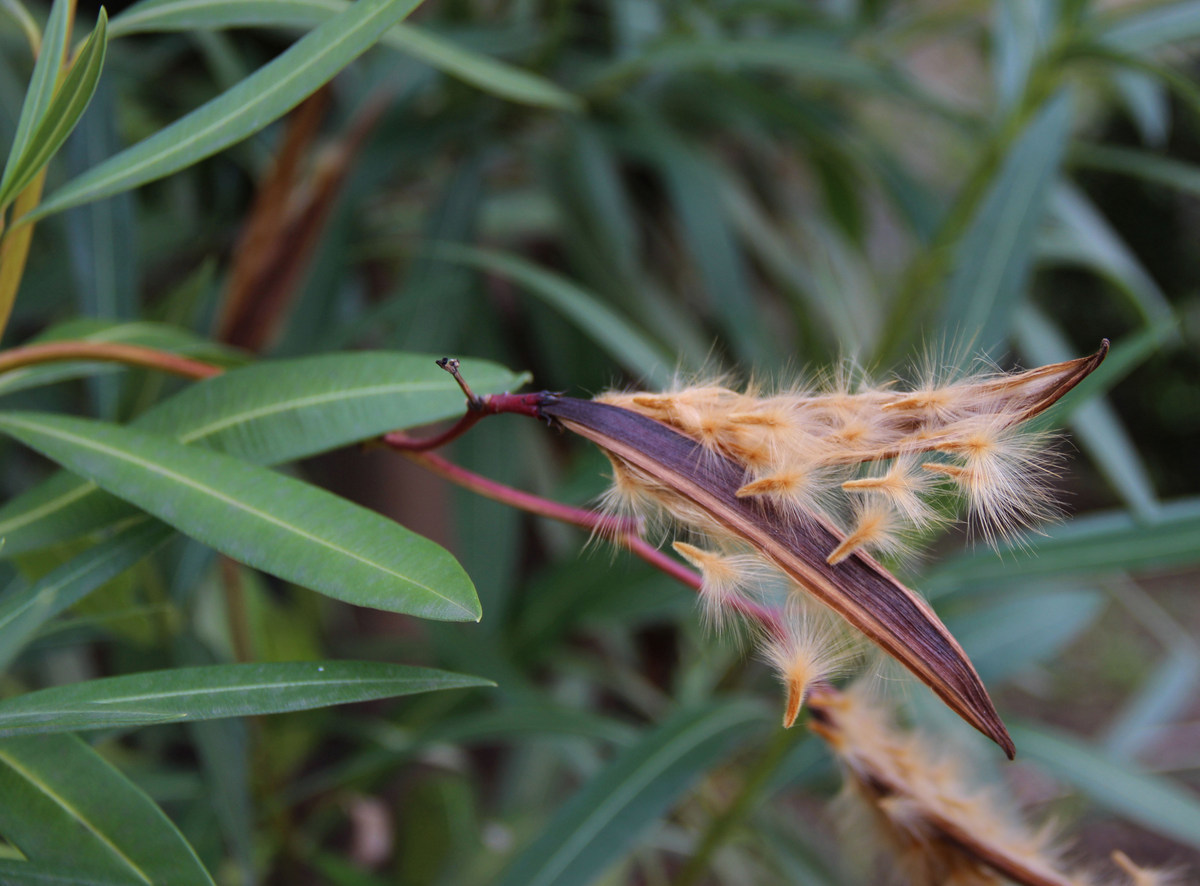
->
0, 0, 1198, 883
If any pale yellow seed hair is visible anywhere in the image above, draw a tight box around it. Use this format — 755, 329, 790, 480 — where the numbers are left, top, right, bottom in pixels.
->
760, 598, 857, 727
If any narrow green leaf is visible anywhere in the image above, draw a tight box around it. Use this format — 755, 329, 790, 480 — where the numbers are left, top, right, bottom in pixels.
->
992, 0, 1053, 112
0, 858, 137, 885
926, 498, 1200, 593
380, 22, 581, 112
1039, 185, 1174, 325
1015, 306, 1160, 519
26, 0, 425, 221
1073, 142, 1200, 198
1101, 1, 1200, 53
110, 0, 581, 111
0, 519, 172, 673
638, 127, 766, 364
1013, 723, 1200, 850
0, 412, 482, 621
493, 699, 768, 886
1103, 648, 1200, 759
0, 661, 492, 736
0, 0, 71, 198
0, 0, 41, 58
0, 352, 524, 558
427, 243, 672, 386
589, 38, 893, 95
0, 9, 107, 210
65, 78, 140, 326
1032, 318, 1178, 427
1111, 70, 1169, 146
0, 733, 214, 885
949, 586, 1104, 683
940, 91, 1073, 349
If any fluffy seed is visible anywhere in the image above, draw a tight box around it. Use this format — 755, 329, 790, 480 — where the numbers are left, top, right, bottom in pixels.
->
763, 601, 855, 727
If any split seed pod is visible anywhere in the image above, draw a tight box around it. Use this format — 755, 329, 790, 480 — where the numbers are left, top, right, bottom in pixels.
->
537, 344, 1108, 757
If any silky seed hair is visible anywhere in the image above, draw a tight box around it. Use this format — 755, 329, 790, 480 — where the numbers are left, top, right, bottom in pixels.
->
808, 685, 1189, 886
596, 357, 1079, 723
600, 362, 1067, 564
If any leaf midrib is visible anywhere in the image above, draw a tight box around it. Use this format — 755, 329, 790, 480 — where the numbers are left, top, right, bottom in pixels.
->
0, 415, 473, 618
0, 748, 153, 884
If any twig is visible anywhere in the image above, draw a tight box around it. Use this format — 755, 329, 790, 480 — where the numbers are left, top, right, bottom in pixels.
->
0, 341, 224, 379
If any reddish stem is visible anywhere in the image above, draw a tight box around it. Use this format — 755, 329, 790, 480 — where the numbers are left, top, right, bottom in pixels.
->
387, 438, 638, 535
384, 392, 547, 451
0, 341, 224, 379
389, 439, 785, 634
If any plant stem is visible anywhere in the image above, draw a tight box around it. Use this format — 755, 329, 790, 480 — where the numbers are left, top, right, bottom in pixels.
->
0, 169, 48, 341
672, 723, 802, 886
0, 340, 224, 379
389, 441, 785, 633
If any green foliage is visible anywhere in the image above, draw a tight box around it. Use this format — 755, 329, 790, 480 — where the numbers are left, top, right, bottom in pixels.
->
0, 0, 1197, 883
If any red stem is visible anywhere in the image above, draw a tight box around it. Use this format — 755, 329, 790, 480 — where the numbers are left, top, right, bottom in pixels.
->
389, 439, 784, 634
384, 392, 547, 451
0, 341, 224, 379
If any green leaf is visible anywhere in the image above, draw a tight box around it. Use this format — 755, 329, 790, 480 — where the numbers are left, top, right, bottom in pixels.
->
0, 9, 107, 211
0, 0, 41, 58
949, 586, 1104, 683
0, 351, 524, 558
940, 90, 1073, 349
25, 0, 425, 221
1103, 648, 1200, 759
380, 21, 581, 112
589, 38, 894, 96
1073, 142, 1200, 198
1101, 1, 1200, 53
0, 519, 172, 673
0, 0, 71, 198
0, 661, 492, 736
1038, 185, 1174, 326
0, 733, 214, 884
0, 858, 137, 885
0, 412, 482, 621
110, 0, 581, 112
492, 699, 768, 886
926, 498, 1200, 593
427, 243, 672, 386
1032, 318, 1178, 428
1016, 307, 1160, 519
1012, 723, 1200, 850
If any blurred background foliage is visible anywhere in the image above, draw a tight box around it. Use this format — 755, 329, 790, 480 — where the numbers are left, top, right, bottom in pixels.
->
2, 0, 1200, 883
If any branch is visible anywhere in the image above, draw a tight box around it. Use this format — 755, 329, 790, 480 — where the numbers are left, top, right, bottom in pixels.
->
0, 341, 223, 379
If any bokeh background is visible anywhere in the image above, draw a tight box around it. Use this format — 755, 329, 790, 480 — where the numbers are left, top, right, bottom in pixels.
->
2, 0, 1200, 883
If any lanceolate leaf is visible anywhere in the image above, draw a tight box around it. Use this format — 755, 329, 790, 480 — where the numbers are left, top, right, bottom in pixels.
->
0, 0, 71, 199
0, 519, 172, 673
0, 733, 214, 885
0, 9, 108, 211
0, 412, 481, 621
0, 661, 493, 736
26, 0, 426, 221
109, 0, 581, 112
493, 700, 767, 886
940, 90, 1074, 349
0, 352, 525, 557
1012, 723, 1200, 851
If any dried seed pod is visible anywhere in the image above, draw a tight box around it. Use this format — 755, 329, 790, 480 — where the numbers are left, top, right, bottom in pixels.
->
540, 343, 1108, 755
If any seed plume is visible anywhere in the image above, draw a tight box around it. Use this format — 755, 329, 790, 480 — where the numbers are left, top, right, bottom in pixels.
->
539, 343, 1108, 753
808, 684, 1189, 886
